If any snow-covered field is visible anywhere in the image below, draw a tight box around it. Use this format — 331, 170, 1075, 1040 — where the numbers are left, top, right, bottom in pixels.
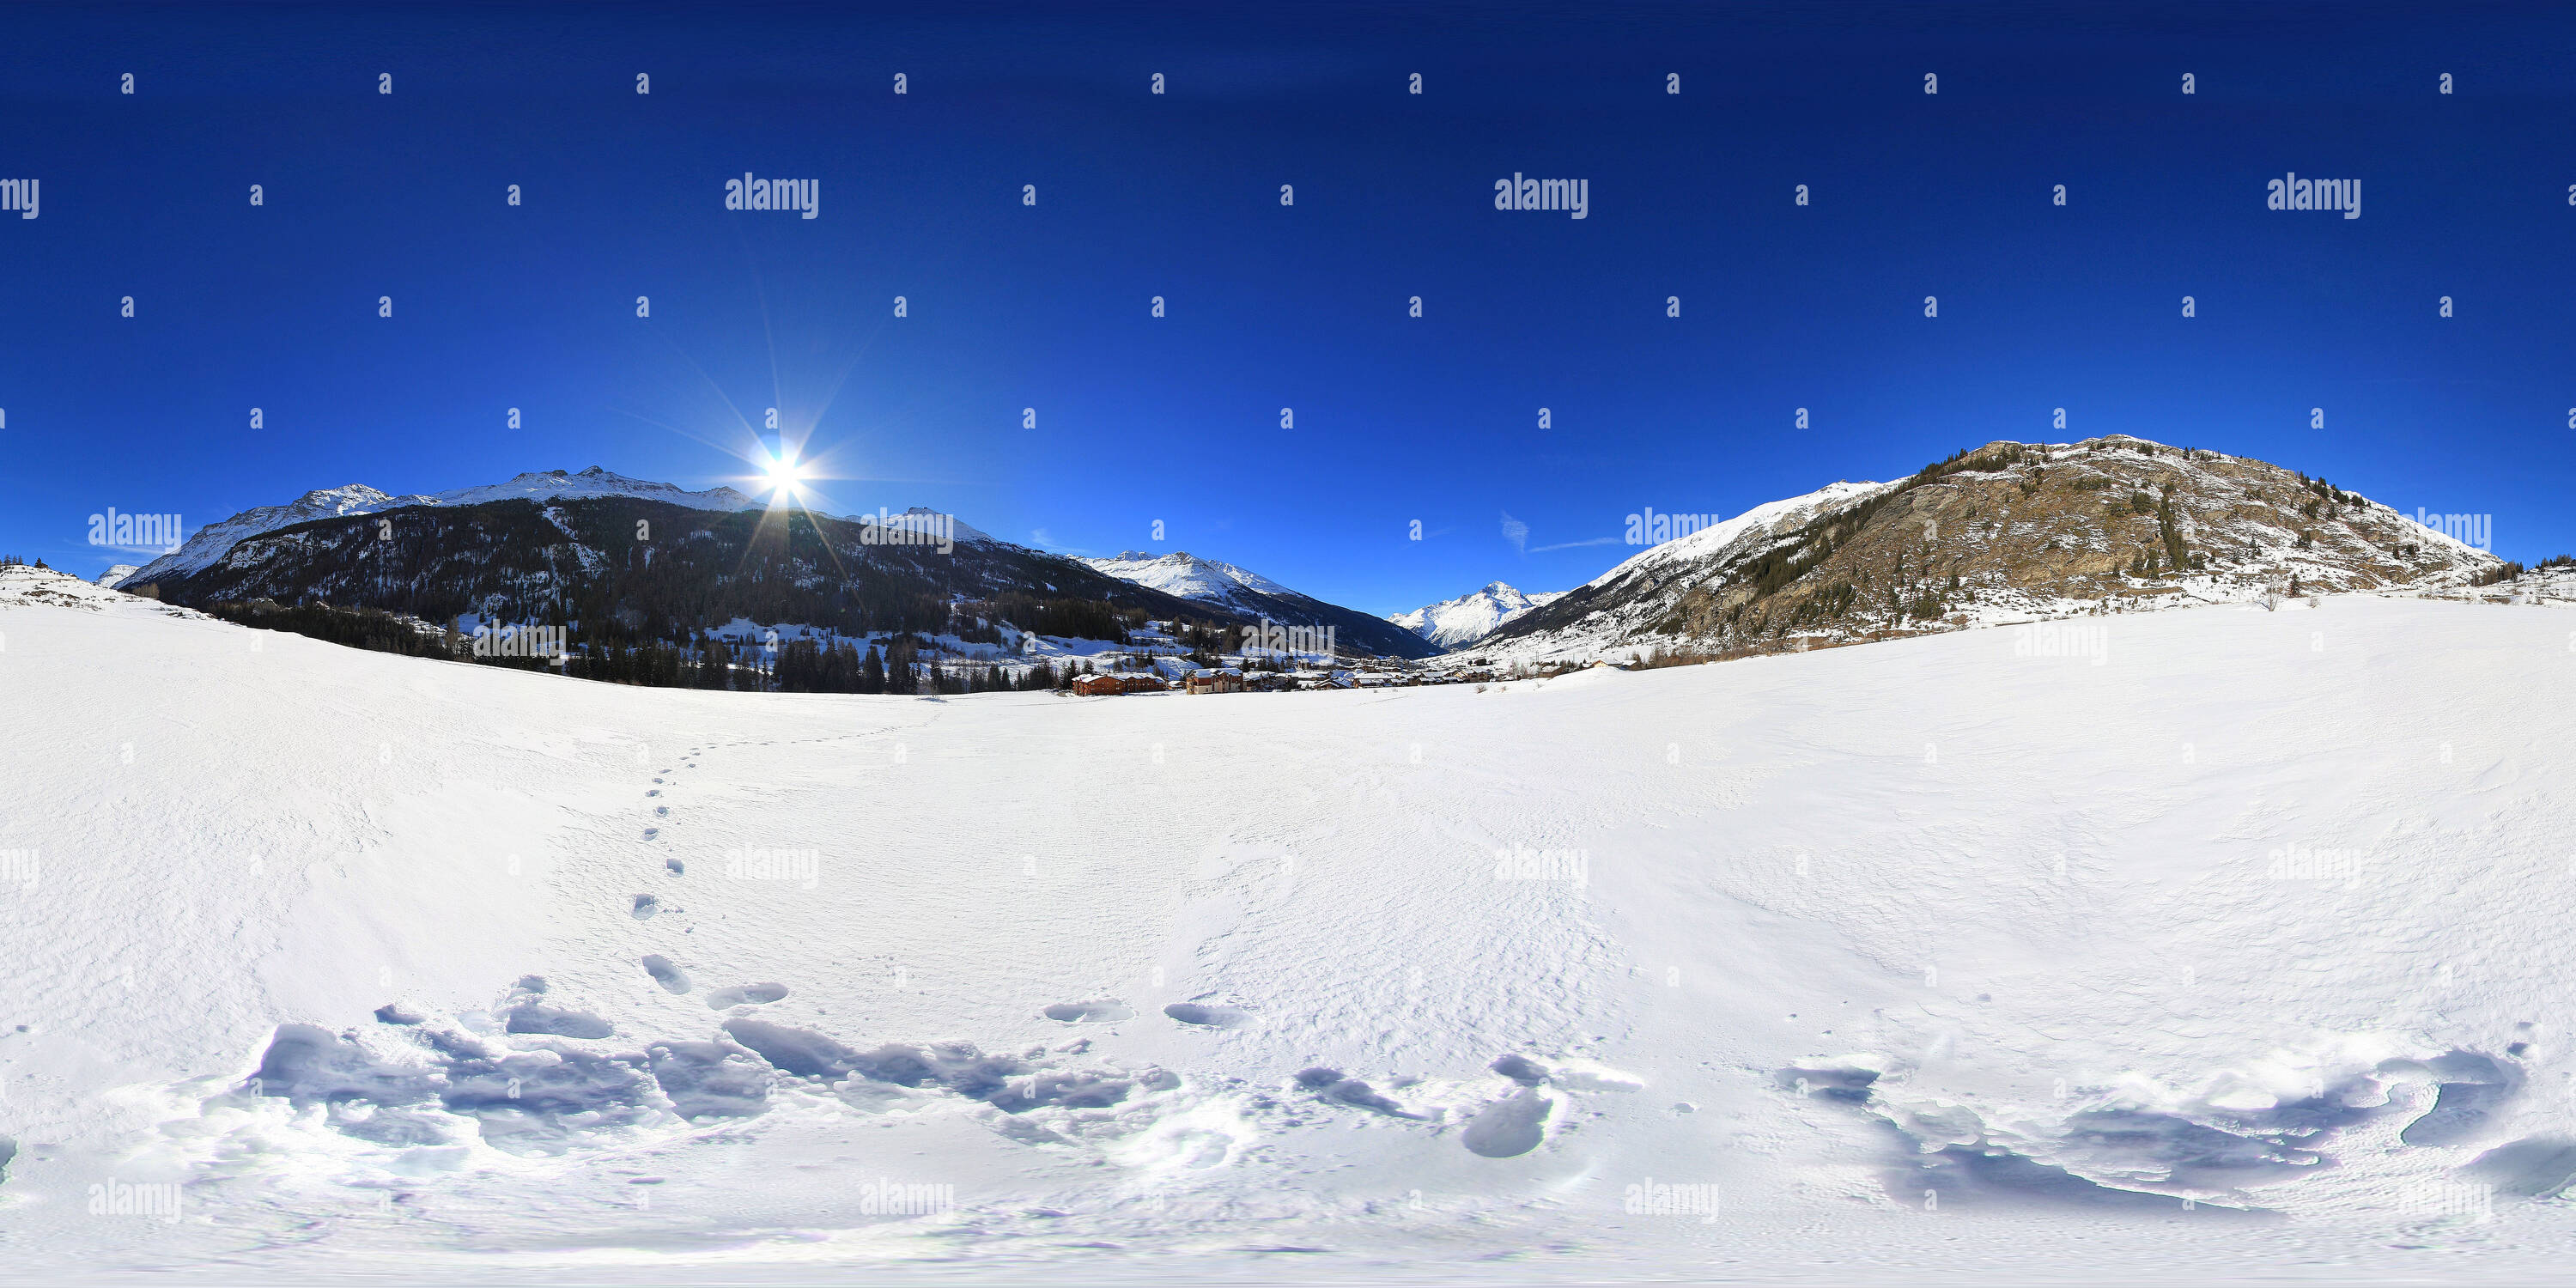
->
6, 564, 2576, 1284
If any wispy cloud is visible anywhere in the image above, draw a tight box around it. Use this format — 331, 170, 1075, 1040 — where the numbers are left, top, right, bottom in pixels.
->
1030, 527, 1088, 554
1532, 536, 1619, 552
1500, 511, 1528, 555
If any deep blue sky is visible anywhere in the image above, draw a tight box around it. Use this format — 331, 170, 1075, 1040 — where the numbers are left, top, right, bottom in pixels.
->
4, 2, 2573, 612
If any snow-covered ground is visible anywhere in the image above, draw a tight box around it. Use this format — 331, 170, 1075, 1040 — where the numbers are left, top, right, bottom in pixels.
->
6, 563, 2576, 1283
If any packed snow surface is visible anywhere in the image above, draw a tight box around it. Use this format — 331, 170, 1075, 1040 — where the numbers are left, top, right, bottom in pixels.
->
5, 562, 2576, 1283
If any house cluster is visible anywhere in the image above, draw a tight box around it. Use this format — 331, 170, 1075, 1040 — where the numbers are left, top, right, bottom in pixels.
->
1069, 672, 1171, 696
1064, 653, 1595, 697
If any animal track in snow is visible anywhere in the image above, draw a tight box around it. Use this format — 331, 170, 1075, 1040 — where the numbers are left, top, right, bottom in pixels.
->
1461, 1087, 1552, 1157
703, 983, 789, 1009
1292, 1066, 1423, 1118
504, 1001, 613, 1040
641, 955, 690, 994
1042, 999, 1133, 1023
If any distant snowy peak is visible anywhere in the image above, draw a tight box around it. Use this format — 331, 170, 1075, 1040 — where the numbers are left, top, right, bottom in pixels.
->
1387, 580, 1564, 649
1079, 550, 1299, 605
96, 564, 142, 589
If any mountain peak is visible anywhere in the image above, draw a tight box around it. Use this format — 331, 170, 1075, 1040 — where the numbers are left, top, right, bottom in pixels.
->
1078, 549, 1294, 602
1388, 580, 1562, 650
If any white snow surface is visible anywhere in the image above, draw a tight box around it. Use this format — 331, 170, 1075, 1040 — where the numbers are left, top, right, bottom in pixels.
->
1078, 550, 1297, 608
91, 566, 139, 590
7, 560, 2576, 1282
1386, 581, 1565, 650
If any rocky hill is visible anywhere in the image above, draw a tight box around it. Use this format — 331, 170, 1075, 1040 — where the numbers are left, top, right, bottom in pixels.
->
1485, 435, 2514, 664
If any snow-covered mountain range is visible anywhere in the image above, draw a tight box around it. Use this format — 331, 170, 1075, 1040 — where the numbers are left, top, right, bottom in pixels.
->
106, 471, 1441, 660
125, 468, 762, 584
1076, 550, 1443, 659
1384, 581, 1564, 650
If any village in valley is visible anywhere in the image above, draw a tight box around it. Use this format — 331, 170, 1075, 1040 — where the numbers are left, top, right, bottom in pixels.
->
1058, 620, 1583, 696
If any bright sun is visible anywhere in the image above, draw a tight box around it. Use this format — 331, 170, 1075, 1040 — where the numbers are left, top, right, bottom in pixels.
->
763, 453, 804, 494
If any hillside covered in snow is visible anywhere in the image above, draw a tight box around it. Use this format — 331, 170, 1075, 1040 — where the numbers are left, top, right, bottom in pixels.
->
6, 561, 2576, 1280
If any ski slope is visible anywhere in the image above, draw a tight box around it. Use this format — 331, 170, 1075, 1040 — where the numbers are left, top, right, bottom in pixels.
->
5, 563, 2576, 1283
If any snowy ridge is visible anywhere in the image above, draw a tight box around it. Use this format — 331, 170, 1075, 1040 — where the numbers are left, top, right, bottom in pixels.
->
1078, 550, 1298, 608
94, 563, 141, 589
125, 483, 434, 582
124, 467, 764, 586
1592, 479, 1896, 587
428, 466, 759, 514
1385, 581, 1565, 650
